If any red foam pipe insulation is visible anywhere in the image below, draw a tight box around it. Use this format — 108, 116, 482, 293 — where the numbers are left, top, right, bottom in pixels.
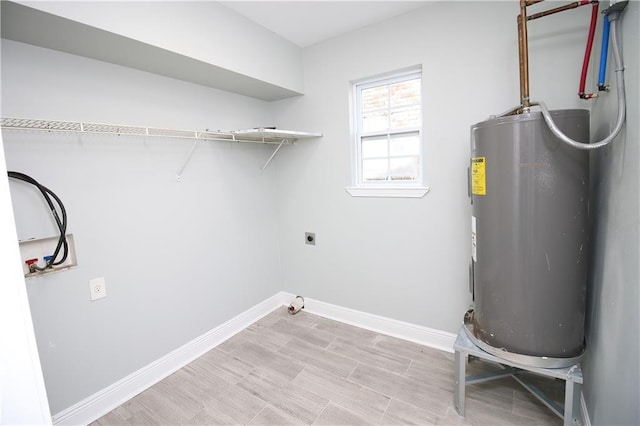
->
579, 2, 600, 98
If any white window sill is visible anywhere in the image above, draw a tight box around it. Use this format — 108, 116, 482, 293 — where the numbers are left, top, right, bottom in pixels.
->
345, 186, 430, 198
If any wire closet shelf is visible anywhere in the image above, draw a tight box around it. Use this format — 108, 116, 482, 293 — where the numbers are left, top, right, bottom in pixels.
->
0, 117, 322, 175
0, 117, 321, 145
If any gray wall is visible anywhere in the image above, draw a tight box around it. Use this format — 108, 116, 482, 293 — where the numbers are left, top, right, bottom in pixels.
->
271, 1, 595, 333
584, 2, 639, 424
1, 40, 281, 413
271, 4, 639, 421
3, 0, 638, 419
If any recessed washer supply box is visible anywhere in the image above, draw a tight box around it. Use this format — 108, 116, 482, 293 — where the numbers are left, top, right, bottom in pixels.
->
19, 234, 77, 278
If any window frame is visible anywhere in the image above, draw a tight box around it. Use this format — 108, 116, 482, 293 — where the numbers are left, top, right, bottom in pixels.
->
348, 68, 429, 198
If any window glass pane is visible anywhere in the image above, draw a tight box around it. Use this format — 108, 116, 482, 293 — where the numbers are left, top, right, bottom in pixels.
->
361, 85, 388, 111
361, 135, 388, 159
362, 111, 389, 133
389, 133, 419, 156
390, 78, 421, 107
354, 70, 422, 187
390, 106, 420, 129
390, 157, 419, 181
362, 159, 388, 181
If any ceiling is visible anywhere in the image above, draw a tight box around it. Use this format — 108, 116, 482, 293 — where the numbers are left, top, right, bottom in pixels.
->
220, 1, 429, 47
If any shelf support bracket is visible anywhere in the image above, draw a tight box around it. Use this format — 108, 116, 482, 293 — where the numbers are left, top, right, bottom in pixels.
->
261, 139, 287, 171
176, 139, 199, 182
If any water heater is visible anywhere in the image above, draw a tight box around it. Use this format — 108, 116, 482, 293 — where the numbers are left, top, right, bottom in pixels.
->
466, 109, 589, 368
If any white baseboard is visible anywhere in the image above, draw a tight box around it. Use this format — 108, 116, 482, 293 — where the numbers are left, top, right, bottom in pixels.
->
283, 292, 456, 353
52, 291, 455, 425
52, 292, 291, 426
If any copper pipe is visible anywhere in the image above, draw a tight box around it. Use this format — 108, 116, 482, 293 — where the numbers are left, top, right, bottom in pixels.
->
516, 0, 598, 111
527, 1, 591, 21
517, 15, 524, 107
518, 0, 530, 110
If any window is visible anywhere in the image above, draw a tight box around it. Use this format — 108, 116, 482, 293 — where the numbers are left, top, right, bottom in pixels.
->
348, 68, 428, 198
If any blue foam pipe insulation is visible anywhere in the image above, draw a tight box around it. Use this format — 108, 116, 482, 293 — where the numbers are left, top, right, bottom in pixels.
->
598, 14, 610, 90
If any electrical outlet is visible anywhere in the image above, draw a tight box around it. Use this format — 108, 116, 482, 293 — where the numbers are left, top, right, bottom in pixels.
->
305, 232, 316, 245
89, 277, 107, 301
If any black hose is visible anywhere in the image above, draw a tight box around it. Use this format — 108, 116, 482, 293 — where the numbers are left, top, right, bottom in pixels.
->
7, 171, 68, 267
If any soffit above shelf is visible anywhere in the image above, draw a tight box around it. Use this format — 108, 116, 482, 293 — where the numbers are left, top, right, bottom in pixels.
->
0, 1, 303, 102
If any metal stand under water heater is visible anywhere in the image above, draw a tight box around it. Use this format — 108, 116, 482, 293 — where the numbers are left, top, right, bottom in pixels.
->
465, 0, 629, 368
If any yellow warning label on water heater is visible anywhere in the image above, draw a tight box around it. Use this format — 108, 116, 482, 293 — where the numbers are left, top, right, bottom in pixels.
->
471, 157, 486, 195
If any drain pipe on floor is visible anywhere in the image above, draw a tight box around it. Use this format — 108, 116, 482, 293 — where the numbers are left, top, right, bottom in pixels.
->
288, 296, 305, 315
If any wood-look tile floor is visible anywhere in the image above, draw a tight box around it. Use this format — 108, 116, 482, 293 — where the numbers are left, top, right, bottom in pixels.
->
93, 308, 563, 425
